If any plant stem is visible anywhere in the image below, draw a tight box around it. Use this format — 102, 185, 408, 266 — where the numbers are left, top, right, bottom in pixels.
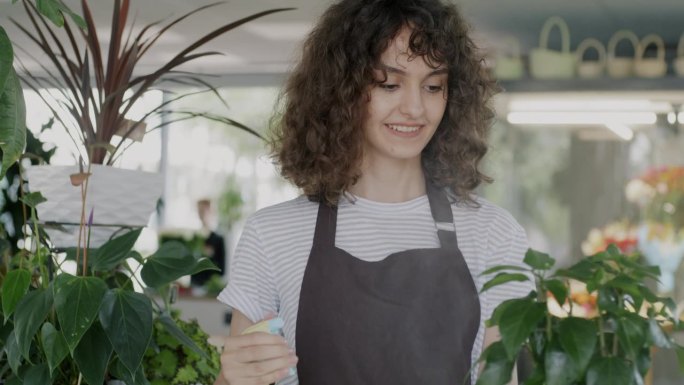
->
598, 317, 607, 356
612, 295, 623, 356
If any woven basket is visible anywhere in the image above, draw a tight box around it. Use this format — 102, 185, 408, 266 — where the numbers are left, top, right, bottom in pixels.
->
529, 16, 575, 79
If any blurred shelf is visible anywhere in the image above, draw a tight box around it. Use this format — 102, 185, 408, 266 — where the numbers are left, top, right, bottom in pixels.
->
498, 76, 684, 93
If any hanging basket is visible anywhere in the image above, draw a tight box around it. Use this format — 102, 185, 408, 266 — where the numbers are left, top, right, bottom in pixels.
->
25, 164, 164, 248
529, 16, 575, 79
494, 37, 525, 80
675, 33, 684, 77
635, 34, 667, 78
575, 38, 606, 79
607, 29, 639, 78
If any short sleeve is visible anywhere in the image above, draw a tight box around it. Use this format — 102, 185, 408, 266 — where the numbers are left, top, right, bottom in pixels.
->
481, 217, 533, 321
217, 215, 278, 323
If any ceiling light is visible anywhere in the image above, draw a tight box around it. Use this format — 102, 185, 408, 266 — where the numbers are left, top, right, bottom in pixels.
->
506, 112, 657, 125
604, 123, 634, 141
508, 99, 672, 113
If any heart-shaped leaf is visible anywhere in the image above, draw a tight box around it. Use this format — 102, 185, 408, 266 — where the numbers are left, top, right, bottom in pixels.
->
54, 274, 107, 351
558, 317, 597, 373
99, 289, 153, 375
617, 313, 647, 359
5, 330, 22, 375
18, 192, 47, 209
499, 298, 546, 360
523, 249, 555, 270
41, 322, 70, 375
141, 241, 196, 288
545, 345, 580, 385
14, 288, 53, 360
545, 279, 568, 307
2, 269, 31, 322
91, 228, 142, 271
73, 321, 112, 385
586, 357, 634, 385
475, 341, 514, 385
23, 362, 50, 384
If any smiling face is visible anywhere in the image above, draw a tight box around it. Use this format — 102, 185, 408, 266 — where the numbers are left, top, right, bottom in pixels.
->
361, 26, 449, 169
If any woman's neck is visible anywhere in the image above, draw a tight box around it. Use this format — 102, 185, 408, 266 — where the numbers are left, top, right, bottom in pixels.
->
348, 157, 426, 203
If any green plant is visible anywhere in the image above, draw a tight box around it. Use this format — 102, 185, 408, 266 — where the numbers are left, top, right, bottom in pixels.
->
144, 311, 220, 385
1, 0, 82, 179
477, 245, 684, 385
0, 192, 220, 384
0, 24, 26, 180
218, 177, 244, 231
11, 0, 292, 164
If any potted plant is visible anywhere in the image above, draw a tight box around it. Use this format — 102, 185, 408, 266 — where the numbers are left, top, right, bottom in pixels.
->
0, 188, 221, 384
7, 0, 292, 247
477, 246, 684, 385
143, 310, 220, 385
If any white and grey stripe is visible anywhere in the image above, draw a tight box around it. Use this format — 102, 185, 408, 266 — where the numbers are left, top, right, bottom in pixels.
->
218, 193, 531, 385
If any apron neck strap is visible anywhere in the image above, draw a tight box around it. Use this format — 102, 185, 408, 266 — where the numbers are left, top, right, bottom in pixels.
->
313, 181, 458, 250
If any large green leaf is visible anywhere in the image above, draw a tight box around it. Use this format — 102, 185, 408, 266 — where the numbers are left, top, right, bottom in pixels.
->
190, 257, 220, 275
523, 249, 555, 270
481, 264, 530, 276
90, 228, 142, 271
617, 314, 647, 359
36, 0, 65, 27
545, 346, 580, 385
54, 274, 107, 351
157, 313, 208, 360
40, 322, 70, 375
0, 68, 26, 179
545, 279, 568, 307
558, 317, 597, 373
18, 191, 47, 209
586, 357, 634, 385
23, 363, 50, 385
480, 273, 529, 293
0, 26, 12, 91
475, 341, 514, 385
5, 330, 22, 375
111, 357, 151, 385
499, 298, 546, 360
141, 241, 197, 288
2, 269, 31, 322
14, 288, 53, 361
73, 322, 112, 385
99, 289, 153, 375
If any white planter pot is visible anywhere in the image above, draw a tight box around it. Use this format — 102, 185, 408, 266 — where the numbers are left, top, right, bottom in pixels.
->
25, 165, 163, 248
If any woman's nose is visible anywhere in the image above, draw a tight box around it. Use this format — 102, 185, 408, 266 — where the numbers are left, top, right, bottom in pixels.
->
398, 87, 425, 118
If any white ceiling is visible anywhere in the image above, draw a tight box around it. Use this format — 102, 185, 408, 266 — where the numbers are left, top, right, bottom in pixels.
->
2, 0, 684, 77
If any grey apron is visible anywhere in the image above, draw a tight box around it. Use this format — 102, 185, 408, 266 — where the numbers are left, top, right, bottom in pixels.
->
295, 182, 481, 384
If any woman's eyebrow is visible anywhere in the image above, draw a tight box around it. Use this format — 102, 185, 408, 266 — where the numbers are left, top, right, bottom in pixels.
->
378, 64, 448, 77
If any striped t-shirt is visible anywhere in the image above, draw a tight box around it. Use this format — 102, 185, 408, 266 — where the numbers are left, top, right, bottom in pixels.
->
218, 192, 531, 385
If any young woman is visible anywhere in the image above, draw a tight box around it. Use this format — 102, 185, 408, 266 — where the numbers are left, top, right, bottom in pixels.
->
215, 0, 529, 384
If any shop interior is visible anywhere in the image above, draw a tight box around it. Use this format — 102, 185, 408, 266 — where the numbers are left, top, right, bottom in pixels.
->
2, 0, 684, 384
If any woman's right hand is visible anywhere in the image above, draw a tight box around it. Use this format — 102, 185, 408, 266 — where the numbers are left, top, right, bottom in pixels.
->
215, 312, 298, 385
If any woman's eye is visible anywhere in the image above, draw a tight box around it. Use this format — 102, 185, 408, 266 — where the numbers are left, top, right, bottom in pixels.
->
425, 85, 444, 93
378, 83, 399, 91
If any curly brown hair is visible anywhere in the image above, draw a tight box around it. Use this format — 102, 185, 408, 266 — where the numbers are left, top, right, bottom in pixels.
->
270, 0, 498, 205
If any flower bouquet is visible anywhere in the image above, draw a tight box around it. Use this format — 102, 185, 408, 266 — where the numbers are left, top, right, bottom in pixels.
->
625, 166, 684, 293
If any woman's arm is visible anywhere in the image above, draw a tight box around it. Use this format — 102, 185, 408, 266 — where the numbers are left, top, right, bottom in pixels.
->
214, 310, 294, 385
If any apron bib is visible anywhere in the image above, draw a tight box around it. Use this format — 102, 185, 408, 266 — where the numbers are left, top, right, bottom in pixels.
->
295, 182, 480, 384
